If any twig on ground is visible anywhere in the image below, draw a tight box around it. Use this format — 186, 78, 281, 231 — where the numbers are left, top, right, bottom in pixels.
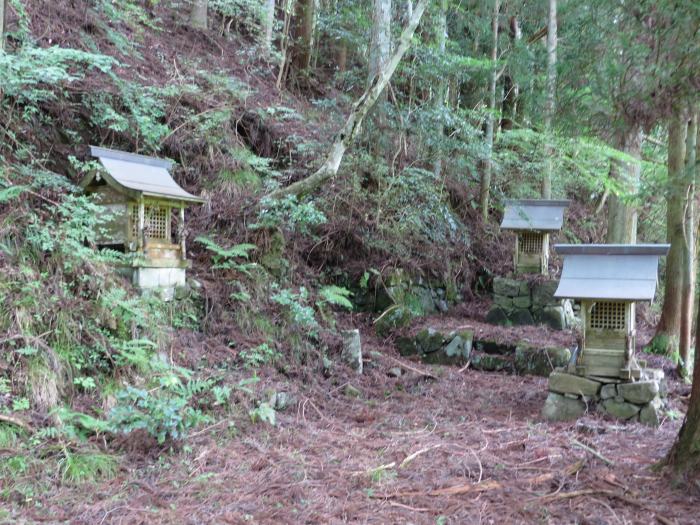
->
572, 439, 615, 466
458, 361, 471, 373
399, 444, 441, 468
0, 414, 33, 432
384, 355, 437, 380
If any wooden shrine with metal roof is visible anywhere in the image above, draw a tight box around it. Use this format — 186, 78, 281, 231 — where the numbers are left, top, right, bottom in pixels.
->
80, 146, 204, 291
553, 244, 669, 379
500, 199, 569, 275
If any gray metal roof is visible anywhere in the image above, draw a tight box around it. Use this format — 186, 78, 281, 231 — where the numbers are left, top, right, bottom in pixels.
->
83, 146, 204, 203
500, 199, 569, 232
553, 244, 670, 301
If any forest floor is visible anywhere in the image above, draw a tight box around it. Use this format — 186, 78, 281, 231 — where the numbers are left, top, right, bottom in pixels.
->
20, 323, 696, 525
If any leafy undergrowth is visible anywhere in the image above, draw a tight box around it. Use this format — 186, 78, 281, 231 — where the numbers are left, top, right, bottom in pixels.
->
0, 340, 693, 524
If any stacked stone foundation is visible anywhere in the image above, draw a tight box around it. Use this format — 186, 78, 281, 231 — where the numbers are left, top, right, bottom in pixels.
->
542, 369, 667, 426
487, 277, 577, 330
395, 326, 571, 375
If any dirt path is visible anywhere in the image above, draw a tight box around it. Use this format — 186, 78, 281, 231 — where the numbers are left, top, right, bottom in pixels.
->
31, 347, 696, 525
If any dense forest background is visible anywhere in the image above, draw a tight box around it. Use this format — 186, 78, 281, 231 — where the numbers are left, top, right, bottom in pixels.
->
0, 0, 699, 522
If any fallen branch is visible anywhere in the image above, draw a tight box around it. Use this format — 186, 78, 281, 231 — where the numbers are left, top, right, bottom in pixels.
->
0, 414, 33, 432
571, 439, 615, 466
399, 444, 441, 469
384, 355, 437, 380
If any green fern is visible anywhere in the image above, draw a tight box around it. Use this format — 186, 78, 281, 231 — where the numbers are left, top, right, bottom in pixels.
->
318, 285, 354, 310
196, 237, 257, 272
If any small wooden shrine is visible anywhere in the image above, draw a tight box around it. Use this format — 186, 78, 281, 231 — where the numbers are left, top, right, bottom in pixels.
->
80, 146, 204, 290
553, 244, 669, 379
500, 199, 569, 275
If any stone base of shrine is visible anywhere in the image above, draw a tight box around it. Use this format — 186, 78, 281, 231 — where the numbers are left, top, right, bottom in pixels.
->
542, 368, 667, 426
486, 277, 578, 330
130, 267, 187, 300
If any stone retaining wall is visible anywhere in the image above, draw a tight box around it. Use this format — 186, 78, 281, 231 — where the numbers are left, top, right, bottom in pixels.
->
395, 327, 571, 376
542, 370, 667, 426
486, 277, 578, 330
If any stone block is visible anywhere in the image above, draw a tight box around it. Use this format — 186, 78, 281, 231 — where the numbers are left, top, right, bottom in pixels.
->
542, 392, 586, 421
493, 277, 521, 297
340, 329, 363, 374
618, 381, 659, 404
415, 328, 445, 354
601, 398, 641, 420
485, 306, 510, 325
395, 336, 419, 356
518, 280, 531, 296
133, 267, 186, 290
539, 306, 566, 330
549, 372, 601, 397
511, 308, 535, 325
531, 280, 559, 307
600, 384, 618, 399
639, 398, 663, 427
375, 305, 414, 337
514, 344, 570, 377
493, 294, 514, 309
470, 354, 511, 372
513, 295, 532, 309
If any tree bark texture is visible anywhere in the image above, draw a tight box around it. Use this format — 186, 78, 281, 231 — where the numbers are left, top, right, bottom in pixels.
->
190, 0, 208, 30
606, 123, 643, 244
369, 0, 392, 89
666, 282, 700, 471
267, 0, 429, 199
291, 0, 314, 71
500, 16, 521, 131
679, 111, 697, 375
541, 0, 556, 199
432, 0, 448, 178
656, 108, 689, 351
0, 0, 7, 51
479, 0, 500, 222
264, 0, 276, 56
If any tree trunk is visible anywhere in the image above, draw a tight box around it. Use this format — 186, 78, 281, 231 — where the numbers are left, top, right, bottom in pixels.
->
276, 0, 296, 88
656, 108, 689, 355
432, 0, 448, 178
267, 0, 429, 199
606, 123, 643, 243
189, 0, 208, 30
0, 0, 7, 51
541, 0, 557, 199
479, 0, 500, 222
369, 0, 391, 90
679, 111, 698, 376
291, 0, 315, 71
264, 0, 276, 56
666, 272, 700, 471
500, 16, 521, 131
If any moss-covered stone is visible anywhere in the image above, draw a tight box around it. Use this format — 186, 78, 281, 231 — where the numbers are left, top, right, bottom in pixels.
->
415, 328, 445, 353
549, 372, 601, 397
375, 305, 413, 337
542, 392, 586, 421
485, 306, 510, 325
601, 398, 640, 420
493, 277, 521, 297
470, 354, 511, 372
510, 308, 535, 325
514, 344, 570, 377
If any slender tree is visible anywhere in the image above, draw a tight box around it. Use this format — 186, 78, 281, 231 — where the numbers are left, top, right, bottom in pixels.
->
267, 0, 430, 199
500, 15, 521, 131
291, 0, 315, 71
263, 0, 276, 56
655, 108, 689, 354
478, 0, 499, 222
666, 287, 700, 471
432, 0, 448, 178
605, 123, 643, 243
679, 110, 698, 376
189, 0, 208, 30
541, 0, 556, 199
369, 0, 392, 90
